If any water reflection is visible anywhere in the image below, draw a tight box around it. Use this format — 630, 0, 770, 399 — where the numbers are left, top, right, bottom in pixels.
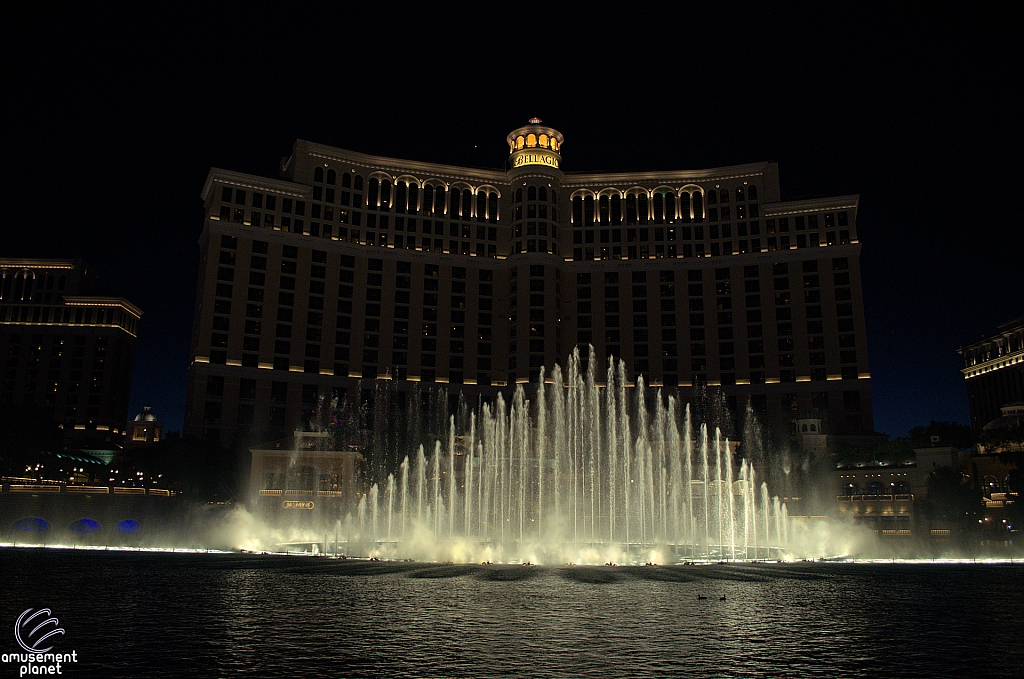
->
0, 550, 1019, 678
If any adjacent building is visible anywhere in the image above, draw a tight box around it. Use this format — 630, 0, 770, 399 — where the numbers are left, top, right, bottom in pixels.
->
0, 259, 142, 444
959, 315, 1024, 430
124, 405, 163, 450
185, 121, 873, 447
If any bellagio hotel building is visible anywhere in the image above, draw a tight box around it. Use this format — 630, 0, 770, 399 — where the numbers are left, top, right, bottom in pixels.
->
185, 120, 872, 445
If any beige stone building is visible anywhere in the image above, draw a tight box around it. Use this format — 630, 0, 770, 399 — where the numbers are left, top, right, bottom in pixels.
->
248, 431, 365, 518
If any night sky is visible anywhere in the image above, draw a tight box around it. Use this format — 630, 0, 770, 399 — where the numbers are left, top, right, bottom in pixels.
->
3, 7, 1019, 437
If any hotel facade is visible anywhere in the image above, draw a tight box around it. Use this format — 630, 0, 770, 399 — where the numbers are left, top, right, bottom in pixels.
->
185, 121, 872, 446
0, 258, 142, 443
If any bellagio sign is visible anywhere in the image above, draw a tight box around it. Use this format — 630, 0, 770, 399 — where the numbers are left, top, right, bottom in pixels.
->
511, 151, 560, 169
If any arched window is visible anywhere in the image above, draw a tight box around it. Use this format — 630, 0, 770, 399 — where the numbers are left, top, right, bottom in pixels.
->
692, 192, 704, 221
747, 185, 758, 200
342, 172, 352, 188
476, 192, 487, 222
423, 185, 434, 215
665, 193, 676, 221
844, 482, 860, 496
652, 194, 664, 224
516, 188, 523, 203
354, 175, 364, 191
584, 196, 595, 226
380, 180, 392, 209
395, 182, 407, 213
720, 188, 729, 203
572, 196, 583, 225
408, 184, 419, 213
461, 190, 472, 220
539, 186, 547, 202
707, 190, 717, 205
314, 167, 324, 182
611, 195, 622, 225
367, 178, 379, 209
326, 169, 336, 185
637, 194, 648, 224
894, 481, 910, 495
526, 133, 537, 147
488, 193, 498, 223
868, 481, 883, 495
625, 194, 637, 225
434, 186, 445, 215
539, 134, 549, 148
449, 188, 461, 218
679, 193, 691, 222
528, 186, 537, 201
551, 189, 557, 204
598, 195, 610, 225
801, 424, 808, 432
735, 186, 745, 201
516, 136, 525, 149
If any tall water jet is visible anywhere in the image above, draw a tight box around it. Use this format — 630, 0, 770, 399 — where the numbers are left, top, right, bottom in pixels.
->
400, 456, 409, 539
369, 485, 378, 544
447, 417, 456, 539
432, 441, 441, 538
725, 437, 735, 561
386, 474, 394, 543
464, 414, 475, 537
761, 482, 771, 558
416, 445, 426, 526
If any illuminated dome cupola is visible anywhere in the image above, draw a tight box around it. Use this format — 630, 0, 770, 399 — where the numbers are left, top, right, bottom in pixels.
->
507, 118, 564, 173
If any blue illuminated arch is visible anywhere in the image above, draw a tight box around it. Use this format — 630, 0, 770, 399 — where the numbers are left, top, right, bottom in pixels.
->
116, 519, 140, 534
12, 517, 49, 533
69, 518, 101, 534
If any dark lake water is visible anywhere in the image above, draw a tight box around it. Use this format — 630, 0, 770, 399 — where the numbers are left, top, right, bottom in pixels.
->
0, 548, 1021, 678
